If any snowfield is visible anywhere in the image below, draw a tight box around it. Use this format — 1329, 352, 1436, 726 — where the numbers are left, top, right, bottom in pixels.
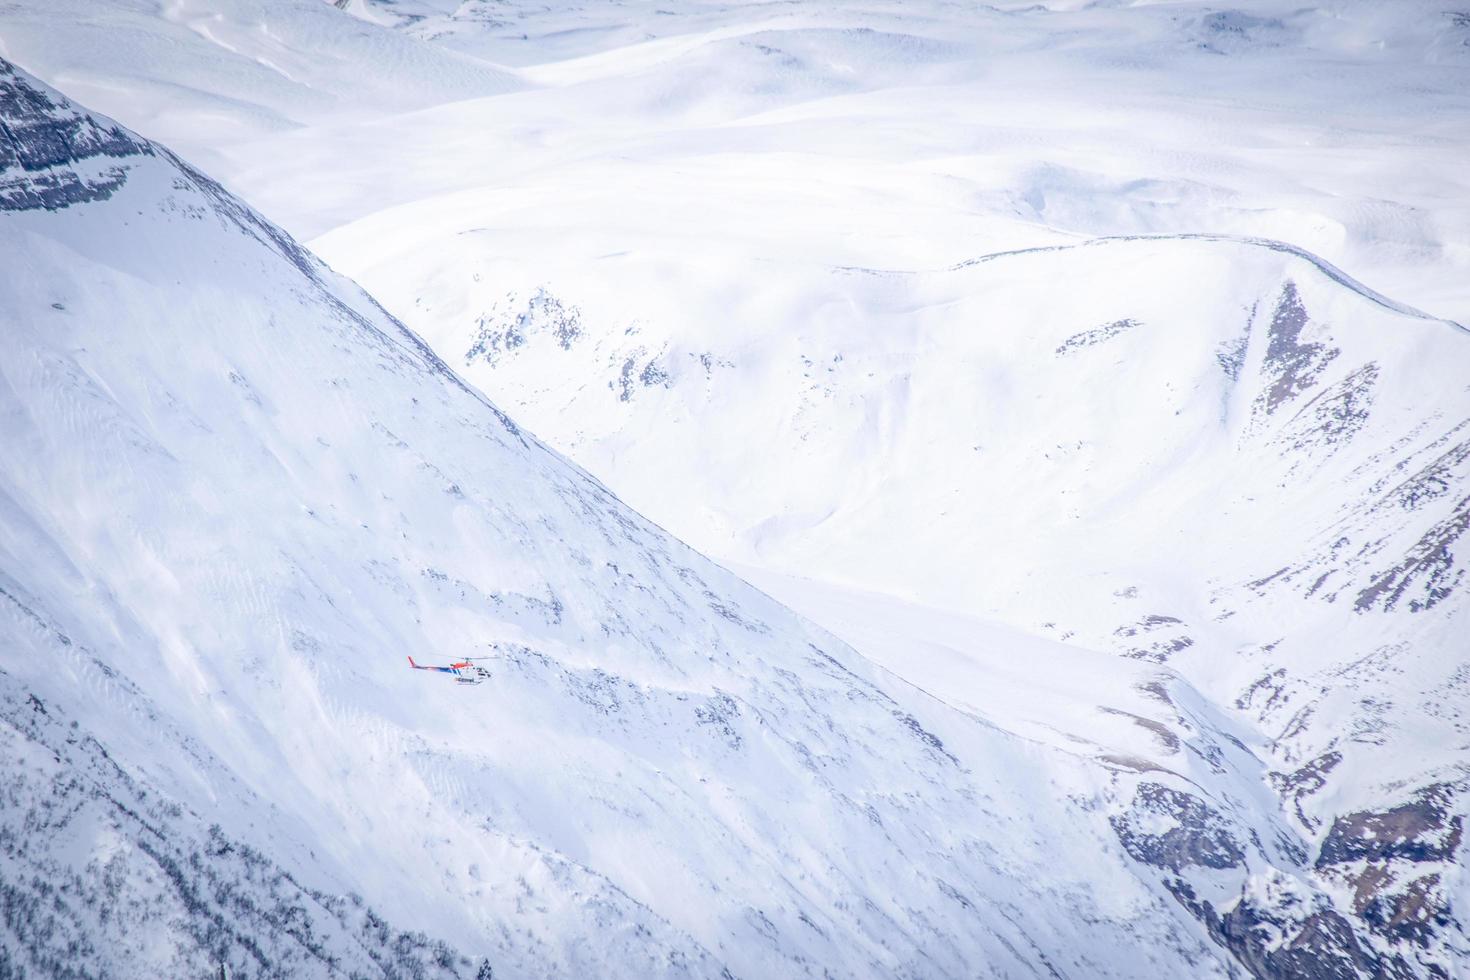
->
1, 1, 1468, 977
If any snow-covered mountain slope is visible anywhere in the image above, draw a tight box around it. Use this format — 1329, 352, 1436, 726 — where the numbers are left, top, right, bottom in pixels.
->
4, 0, 1466, 320
4, 1, 1468, 975
277, 21, 1470, 937
307, 0, 1467, 319
319, 228, 1470, 610
0, 0, 516, 178
0, 60, 1281, 979
329, 198, 1470, 973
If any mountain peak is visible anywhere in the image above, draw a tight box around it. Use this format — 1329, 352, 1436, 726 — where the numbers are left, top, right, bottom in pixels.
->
0, 60, 151, 211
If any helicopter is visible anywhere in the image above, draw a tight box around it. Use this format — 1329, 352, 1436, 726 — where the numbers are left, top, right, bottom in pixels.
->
406, 655, 493, 685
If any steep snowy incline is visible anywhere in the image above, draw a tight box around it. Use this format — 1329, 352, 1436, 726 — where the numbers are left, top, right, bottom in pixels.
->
316, 155, 1470, 975
322, 230, 1470, 617
0, 61, 1238, 978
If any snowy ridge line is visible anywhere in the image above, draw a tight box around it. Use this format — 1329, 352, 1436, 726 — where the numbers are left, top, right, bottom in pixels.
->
0, 44, 534, 454
1, 50, 694, 619
150, 143, 535, 448
1050, 235, 1466, 332
837, 233, 1468, 332
0, 46, 525, 427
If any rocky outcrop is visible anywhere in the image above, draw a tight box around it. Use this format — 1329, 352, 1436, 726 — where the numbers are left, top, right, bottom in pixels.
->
1354, 495, 1470, 613
1170, 881, 1422, 980
1110, 783, 1245, 871
0, 61, 150, 211
1111, 778, 1464, 978
466, 287, 585, 367
1113, 614, 1195, 663
1254, 281, 1340, 418
1055, 317, 1139, 357
1314, 785, 1464, 952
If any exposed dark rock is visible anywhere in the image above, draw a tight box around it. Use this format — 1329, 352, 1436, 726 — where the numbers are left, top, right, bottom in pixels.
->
1308, 785, 1464, 955
1097, 753, 1175, 775
1278, 362, 1379, 458
465, 288, 583, 367
1191, 10, 1292, 54
613, 348, 672, 401
1236, 666, 1289, 714
1269, 750, 1341, 831
1356, 871, 1451, 948
1170, 879, 1419, 980
701, 589, 768, 633
1316, 784, 1463, 868
1099, 707, 1181, 754
1374, 434, 1470, 513
1054, 318, 1139, 357
1216, 330, 1250, 381
0, 60, 152, 211
1241, 411, 1470, 614
1110, 783, 1245, 871
892, 711, 958, 765
639, 358, 671, 388
690, 351, 735, 376
694, 691, 743, 748
1354, 494, 1470, 612
1113, 614, 1194, 662
1255, 282, 1339, 416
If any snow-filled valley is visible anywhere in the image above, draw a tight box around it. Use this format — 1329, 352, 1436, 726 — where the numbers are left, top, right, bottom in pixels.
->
2, 1, 1468, 978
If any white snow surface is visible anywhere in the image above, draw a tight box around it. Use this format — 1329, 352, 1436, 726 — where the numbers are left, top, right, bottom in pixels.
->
0, 64, 1245, 979
2, 0, 1470, 975
272, 4, 1470, 917
3, 1, 1468, 322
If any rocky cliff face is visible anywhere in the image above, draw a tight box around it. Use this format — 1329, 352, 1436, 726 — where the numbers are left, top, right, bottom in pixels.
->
0, 61, 150, 211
